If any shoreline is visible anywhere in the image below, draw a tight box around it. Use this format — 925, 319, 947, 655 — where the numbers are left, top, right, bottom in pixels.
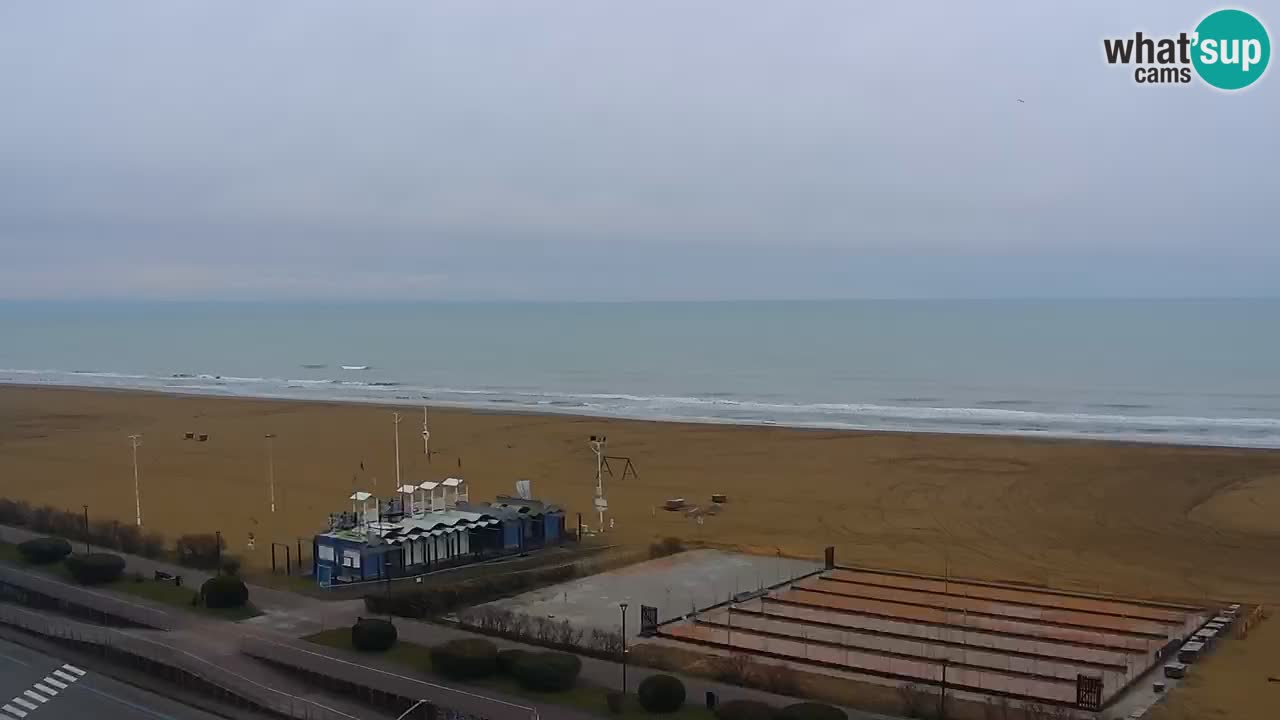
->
3, 380, 1277, 453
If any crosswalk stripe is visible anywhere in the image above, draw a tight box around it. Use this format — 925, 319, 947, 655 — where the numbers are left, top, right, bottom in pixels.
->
31, 685, 55, 697
42, 677, 66, 690
1, 703, 27, 718
61, 664, 86, 677
51, 670, 77, 683
10, 699, 34, 711
20, 692, 45, 705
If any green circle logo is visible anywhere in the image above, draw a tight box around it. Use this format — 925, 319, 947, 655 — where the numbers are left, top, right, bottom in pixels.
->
1193, 9, 1270, 90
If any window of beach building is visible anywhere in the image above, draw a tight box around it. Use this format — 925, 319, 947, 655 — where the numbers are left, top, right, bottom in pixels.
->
341, 549, 361, 569
318, 545, 335, 562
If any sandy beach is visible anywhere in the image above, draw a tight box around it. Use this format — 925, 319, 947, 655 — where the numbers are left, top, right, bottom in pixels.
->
2, 384, 1279, 717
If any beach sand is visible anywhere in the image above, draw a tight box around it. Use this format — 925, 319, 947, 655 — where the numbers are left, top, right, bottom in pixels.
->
2, 384, 1279, 716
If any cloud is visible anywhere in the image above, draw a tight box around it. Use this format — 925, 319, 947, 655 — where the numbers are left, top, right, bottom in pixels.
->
0, 0, 1275, 299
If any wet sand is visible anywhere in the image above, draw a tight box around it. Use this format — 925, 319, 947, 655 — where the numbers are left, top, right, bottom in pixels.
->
1, 384, 1278, 717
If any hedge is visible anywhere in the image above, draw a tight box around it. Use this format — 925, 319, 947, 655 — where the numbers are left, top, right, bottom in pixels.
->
638, 674, 686, 713
175, 533, 226, 569
351, 618, 398, 652
778, 702, 846, 720
431, 638, 499, 680
17, 537, 72, 564
64, 553, 126, 585
497, 648, 530, 674
715, 700, 778, 720
366, 563, 577, 618
510, 651, 582, 692
202, 575, 249, 609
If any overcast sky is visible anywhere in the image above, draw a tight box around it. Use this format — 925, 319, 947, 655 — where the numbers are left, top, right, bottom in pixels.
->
0, 1, 1275, 300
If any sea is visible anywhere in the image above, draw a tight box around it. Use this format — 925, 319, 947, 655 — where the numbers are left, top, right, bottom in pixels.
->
2, 299, 1279, 449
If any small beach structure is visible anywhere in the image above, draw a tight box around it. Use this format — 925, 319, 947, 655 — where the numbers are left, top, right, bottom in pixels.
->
313, 481, 564, 586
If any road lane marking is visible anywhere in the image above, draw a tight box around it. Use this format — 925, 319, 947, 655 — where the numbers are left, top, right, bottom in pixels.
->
75, 683, 181, 720
31, 685, 54, 698
39, 678, 65, 690
60, 665, 85, 677
1, 703, 27, 718
0, 652, 29, 667
20, 693, 44, 705
9, 699, 33, 711
51, 671, 76, 683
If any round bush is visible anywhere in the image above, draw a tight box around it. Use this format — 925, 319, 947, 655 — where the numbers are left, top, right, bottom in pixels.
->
778, 702, 846, 720
17, 537, 72, 565
431, 638, 499, 680
64, 552, 126, 585
202, 575, 249, 609
638, 674, 686, 713
511, 651, 582, 692
715, 699, 777, 720
497, 648, 530, 674
351, 617, 398, 652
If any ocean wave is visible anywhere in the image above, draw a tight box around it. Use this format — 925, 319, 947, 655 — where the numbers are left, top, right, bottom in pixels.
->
3, 366, 1279, 448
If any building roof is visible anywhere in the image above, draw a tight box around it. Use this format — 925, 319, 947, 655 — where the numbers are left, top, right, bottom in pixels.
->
398, 484, 417, 494
318, 508, 504, 546
349, 491, 373, 502
442, 477, 466, 487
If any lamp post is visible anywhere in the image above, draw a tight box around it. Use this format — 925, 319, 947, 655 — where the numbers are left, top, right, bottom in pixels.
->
393, 412, 402, 490
82, 505, 90, 553
128, 434, 143, 526
265, 433, 277, 513
619, 602, 629, 694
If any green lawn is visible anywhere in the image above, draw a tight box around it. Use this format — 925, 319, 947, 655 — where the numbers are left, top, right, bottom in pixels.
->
305, 628, 715, 720
0, 542, 260, 620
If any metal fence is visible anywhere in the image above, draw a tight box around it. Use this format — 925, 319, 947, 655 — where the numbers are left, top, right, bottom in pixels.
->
0, 603, 359, 720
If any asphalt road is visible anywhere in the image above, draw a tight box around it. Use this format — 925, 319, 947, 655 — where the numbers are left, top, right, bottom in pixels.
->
0, 637, 224, 720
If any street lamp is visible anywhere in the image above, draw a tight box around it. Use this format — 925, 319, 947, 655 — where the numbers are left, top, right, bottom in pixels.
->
265, 433, 277, 513
82, 505, 90, 553
128, 434, 143, 526
619, 602, 629, 694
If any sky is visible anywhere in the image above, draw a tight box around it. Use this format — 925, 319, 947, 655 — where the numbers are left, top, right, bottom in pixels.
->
0, 1, 1276, 300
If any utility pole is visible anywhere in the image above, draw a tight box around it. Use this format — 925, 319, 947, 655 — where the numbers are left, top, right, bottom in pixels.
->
128, 434, 143, 526
265, 433, 277, 513
82, 505, 90, 553
421, 407, 430, 463
619, 603, 629, 694
393, 412, 402, 489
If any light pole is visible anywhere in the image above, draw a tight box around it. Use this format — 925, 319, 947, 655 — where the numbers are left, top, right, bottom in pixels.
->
393, 412, 402, 491
619, 602, 629, 694
265, 433, 277, 513
727, 603, 735, 647
128, 434, 143, 526
82, 505, 90, 553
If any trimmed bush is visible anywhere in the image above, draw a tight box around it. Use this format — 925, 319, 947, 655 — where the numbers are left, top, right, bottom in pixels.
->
175, 533, 225, 569
648, 537, 685, 559
638, 674, 686, 713
17, 537, 72, 565
64, 553, 126, 585
0, 499, 32, 526
497, 648, 530, 674
202, 575, 249, 609
778, 703, 846, 720
511, 651, 582, 692
431, 638, 499, 680
351, 617, 398, 651
715, 700, 777, 720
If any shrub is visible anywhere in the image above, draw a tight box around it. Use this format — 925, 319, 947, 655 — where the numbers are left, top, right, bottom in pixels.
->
606, 690, 625, 714
139, 532, 166, 559
114, 524, 142, 554
48, 509, 83, 541
175, 533, 225, 569
17, 537, 73, 565
367, 563, 579, 618
64, 553, 126, 585
649, 536, 685, 559
88, 519, 119, 549
351, 617, 398, 652
0, 499, 32, 526
638, 674, 686, 713
715, 700, 777, 720
430, 638, 498, 680
510, 651, 582, 692
497, 648, 529, 674
778, 703, 846, 720
202, 575, 249, 609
